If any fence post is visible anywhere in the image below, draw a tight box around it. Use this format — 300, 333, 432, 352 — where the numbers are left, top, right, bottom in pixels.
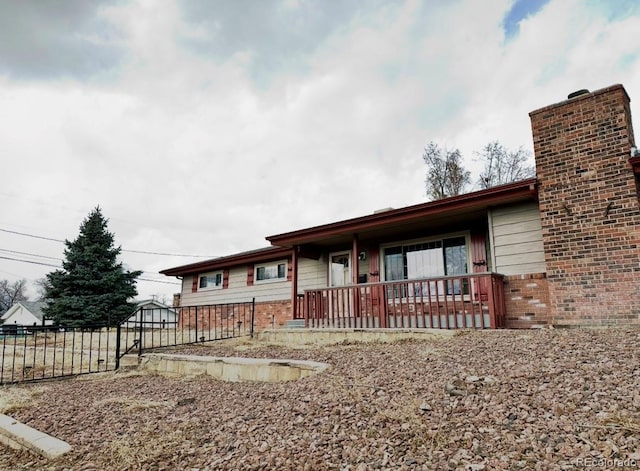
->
250, 297, 255, 338
487, 276, 497, 329
137, 307, 144, 356
194, 306, 198, 343
115, 323, 121, 370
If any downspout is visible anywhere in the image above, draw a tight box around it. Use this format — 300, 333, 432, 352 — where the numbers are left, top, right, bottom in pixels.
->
291, 246, 299, 319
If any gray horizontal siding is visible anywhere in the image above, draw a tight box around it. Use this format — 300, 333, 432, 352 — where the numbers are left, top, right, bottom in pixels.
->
490, 203, 546, 275
298, 258, 328, 291
179, 258, 327, 305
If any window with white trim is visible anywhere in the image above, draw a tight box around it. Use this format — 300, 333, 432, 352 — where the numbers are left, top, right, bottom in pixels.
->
382, 235, 468, 295
199, 272, 223, 290
255, 260, 287, 283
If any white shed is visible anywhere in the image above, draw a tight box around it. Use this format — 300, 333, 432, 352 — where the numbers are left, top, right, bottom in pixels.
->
1, 301, 52, 327
122, 300, 178, 329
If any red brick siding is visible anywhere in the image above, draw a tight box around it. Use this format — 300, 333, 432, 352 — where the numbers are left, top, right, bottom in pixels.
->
178, 304, 251, 334
530, 85, 640, 326
253, 300, 292, 330
503, 274, 550, 328
177, 301, 292, 332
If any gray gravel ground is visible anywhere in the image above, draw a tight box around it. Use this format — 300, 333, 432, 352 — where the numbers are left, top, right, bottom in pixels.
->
1, 328, 639, 470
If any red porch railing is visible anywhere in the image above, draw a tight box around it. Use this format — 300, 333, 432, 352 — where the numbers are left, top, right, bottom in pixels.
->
294, 294, 305, 320
302, 273, 505, 329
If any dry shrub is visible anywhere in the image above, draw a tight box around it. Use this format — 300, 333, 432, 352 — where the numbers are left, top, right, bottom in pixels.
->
106, 428, 185, 468
601, 410, 640, 433
94, 396, 174, 412
0, 384, 49, 414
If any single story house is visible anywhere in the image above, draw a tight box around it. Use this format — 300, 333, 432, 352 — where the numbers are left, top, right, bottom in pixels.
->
122, 299, 179, 329
1, 301, 52, 328
162, 84, 640, 329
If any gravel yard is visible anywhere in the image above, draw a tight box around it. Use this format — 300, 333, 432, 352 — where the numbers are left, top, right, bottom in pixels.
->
1, 328, 639, 470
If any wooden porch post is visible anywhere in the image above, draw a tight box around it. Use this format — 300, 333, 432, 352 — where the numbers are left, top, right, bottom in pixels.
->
352, 234, 359, 285
291, 246, 299, 319
352, 234, 360, 323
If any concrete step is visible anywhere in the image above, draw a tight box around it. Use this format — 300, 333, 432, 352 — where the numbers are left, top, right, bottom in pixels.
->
285, 319, 306, 329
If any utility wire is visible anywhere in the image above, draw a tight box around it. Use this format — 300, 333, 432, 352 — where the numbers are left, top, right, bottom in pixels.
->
138, 278, 180, 285
0, 255, 180, 285
0, 248, 62, 261
0, 227, 216, 258
1, 249, 173, 281
0, 228, 63, 243
0, 255, 61, 268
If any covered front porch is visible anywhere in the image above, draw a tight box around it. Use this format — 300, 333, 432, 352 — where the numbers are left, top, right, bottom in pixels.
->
269, 180, 537, 331
299, 272, 505, 329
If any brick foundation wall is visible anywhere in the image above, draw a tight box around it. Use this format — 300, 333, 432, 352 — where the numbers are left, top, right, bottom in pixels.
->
530, 85, 640, 326
503, 274, 550, 328
252, 300, 293, 330
178, 304, 253, 333
177, 300, 294, 332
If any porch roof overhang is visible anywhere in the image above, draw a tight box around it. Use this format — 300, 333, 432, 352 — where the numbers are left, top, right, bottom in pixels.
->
160, 246, 292, 277
267, 178, 538, 248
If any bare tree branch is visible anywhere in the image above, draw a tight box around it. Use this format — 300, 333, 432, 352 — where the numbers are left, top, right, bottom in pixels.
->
476, 141, 535, 189
0, 279, 28, 317
34, 277, 51, 302
423, 142, 470, 200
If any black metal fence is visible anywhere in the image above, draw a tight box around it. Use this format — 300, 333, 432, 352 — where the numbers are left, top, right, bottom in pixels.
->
117, 300, 256, 363
0, 299, 255, 385
0, 324, 118, 384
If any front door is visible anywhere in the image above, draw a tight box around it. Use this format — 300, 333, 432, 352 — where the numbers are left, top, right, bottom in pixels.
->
328, 252, 352, 325
330, 252, 351, 286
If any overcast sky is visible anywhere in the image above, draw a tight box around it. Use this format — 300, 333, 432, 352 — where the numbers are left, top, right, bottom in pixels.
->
1, 0, 639, 302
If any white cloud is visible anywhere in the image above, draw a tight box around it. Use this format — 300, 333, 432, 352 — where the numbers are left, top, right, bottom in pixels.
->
0, 0, 639, 301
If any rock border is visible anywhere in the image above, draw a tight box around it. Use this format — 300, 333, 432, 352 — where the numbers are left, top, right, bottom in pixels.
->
0, 414, 71, 459
138, 353, 330, 382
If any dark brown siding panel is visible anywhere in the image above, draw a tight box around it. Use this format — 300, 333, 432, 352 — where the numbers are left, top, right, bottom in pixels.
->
368, 246, 380, 282
470, 232, 489, 301
470, 232, 488, 273
247, 264, 254, 286
223, 269, 230, 289
192, 276, 198, 293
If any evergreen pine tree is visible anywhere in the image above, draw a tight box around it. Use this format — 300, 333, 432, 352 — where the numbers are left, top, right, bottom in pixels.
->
43, 207, 142, 327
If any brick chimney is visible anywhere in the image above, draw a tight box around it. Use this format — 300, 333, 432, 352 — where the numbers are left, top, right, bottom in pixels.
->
530, 85, 640, 326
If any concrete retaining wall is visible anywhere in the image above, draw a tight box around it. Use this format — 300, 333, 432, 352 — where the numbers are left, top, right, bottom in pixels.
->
138, 353, 329, 382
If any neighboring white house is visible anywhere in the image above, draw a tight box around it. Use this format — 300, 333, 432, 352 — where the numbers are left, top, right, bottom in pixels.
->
1, 301, 52, 327
122, 300, 178, 329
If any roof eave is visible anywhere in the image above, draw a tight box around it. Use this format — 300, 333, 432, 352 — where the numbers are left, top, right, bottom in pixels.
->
267, 179, 538, 246
160, 246, 292, 277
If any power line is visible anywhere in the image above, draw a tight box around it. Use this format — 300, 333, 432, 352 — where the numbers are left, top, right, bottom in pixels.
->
1, 250, 183, 282
125, 248, 214, 257
0, 248, 62, 261
0, 228, 63, 243
0, 255, 180, 285
1, 247, 179, 283
1, 249, 171, 280
0, 227, 216, 258
0, 255, 61, 268
138, 277, 180, 285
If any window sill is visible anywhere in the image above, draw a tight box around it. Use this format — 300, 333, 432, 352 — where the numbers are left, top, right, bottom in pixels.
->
254, 278, 287, 285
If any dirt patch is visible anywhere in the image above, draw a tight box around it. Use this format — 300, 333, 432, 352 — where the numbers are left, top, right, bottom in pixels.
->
1, 329, 639, 470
